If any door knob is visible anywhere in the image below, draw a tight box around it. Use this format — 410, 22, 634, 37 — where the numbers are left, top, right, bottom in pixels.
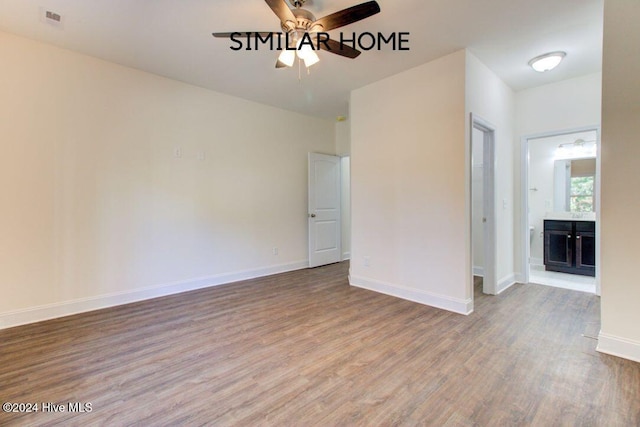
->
309, 213, 316, 218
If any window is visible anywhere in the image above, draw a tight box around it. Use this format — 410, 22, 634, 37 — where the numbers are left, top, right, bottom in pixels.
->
570, 175, 595, 212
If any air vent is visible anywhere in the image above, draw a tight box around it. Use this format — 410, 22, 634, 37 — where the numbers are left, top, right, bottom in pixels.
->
45, 11, 61, 22
40, 7, 63, 28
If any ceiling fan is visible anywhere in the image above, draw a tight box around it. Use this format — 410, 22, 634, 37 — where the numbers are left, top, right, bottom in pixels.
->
212, 0, 381, 69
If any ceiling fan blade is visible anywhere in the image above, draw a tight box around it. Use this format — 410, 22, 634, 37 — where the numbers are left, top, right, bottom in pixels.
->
212, 32, 279, 38
313, 1, 380, 32
319, 38, 361, 59
264, 0, 297, 24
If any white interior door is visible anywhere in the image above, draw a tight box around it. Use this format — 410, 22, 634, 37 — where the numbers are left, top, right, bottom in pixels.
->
308, 153, 341, 268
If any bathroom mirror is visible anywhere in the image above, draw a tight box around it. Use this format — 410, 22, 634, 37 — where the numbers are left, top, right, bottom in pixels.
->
553, 158, 596, 212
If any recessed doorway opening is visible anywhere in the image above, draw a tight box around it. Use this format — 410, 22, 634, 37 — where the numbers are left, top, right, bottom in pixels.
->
521, 127, 600, 295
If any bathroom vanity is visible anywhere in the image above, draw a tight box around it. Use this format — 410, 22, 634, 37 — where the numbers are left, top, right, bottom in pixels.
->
543, 219, 595, 276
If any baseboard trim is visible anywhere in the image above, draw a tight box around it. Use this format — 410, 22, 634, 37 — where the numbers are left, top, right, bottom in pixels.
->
0, 260, 309, 330
596, 332, 640, 363
349, 275, 473, 315
497, 273, 517, 294
473, 266, 484, 277
342, 251, 351, 261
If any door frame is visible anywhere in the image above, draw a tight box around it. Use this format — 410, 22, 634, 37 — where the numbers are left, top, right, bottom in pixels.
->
471, 114, 497, 295
520, 125, 601, 295
339, 155, 351, 262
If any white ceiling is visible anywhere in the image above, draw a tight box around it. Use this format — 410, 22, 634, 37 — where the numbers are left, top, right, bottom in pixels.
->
0, 0, 603, 119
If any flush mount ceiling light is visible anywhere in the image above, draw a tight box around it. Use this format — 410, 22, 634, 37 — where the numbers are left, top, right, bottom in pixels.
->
528, 51, 566, 72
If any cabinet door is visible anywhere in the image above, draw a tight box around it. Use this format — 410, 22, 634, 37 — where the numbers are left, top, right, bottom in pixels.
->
544, 230, 573, 269
576, 231, 596, 275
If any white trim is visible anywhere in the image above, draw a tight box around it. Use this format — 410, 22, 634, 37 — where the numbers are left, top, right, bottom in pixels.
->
594, 128, 601, 297
342, 251, 351, 261
514, 272, 526, 284
496, 274, 517, 294
597, 332, 640, 363
520, 135, 529, 285
350, 275, 473, 315
473, 266, 484, 277
0, 260, 308, 330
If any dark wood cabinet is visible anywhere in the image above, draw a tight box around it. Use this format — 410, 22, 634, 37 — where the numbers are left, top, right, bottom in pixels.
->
544, 220, 595, 276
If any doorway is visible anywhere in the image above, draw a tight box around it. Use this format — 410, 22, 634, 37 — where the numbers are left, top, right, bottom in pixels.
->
521, 127, 600, 295
471, 114, 497, 296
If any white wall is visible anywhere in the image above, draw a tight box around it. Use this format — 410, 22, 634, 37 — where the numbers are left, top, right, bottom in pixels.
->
350, 50, 470, 314
335, 119, 351, 156
597, 0, 640, 362
0, 31, 335, 328
527, 137, 561, 264
516, 73, 603, 137
465, 52, 516, 293
514, 72, 602, 276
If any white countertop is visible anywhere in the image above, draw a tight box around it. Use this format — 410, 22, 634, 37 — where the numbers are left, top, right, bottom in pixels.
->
544, 212, 596, 221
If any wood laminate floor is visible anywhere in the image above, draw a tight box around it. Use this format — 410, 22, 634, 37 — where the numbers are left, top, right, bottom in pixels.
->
1, 262, 639, 426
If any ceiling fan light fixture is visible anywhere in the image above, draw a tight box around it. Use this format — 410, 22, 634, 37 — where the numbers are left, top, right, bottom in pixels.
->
303, 49, 320, 67
278, 49, 296, 67
528, 51, 566, 72
295, 36, 319, 67
214, 0, 382, 72
295, 38, 311, 59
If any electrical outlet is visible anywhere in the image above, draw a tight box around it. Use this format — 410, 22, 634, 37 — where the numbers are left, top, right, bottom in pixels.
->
273, 247, 279, 255
174, 147, 182, 158
364, 256, 370, 267
197, 151, 206, 161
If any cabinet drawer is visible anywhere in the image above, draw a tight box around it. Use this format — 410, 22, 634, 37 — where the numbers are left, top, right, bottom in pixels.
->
544, 220, 572, 231
575, 221, 595, 232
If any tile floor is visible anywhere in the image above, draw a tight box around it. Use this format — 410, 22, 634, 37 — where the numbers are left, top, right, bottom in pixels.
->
529, 266, 596, 294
